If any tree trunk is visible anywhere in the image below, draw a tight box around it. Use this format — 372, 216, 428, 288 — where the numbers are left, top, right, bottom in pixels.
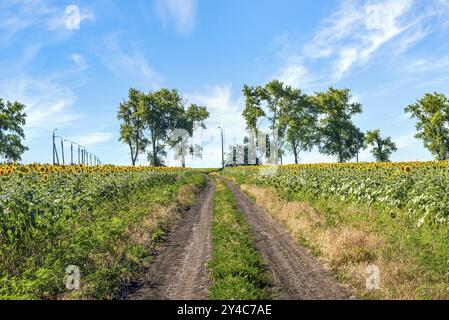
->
292, 140, 298, 164
129, 142, 135, 166
152, 140, 157, 166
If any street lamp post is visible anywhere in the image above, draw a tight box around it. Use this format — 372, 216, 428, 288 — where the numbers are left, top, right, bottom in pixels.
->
218, 126, 224, 169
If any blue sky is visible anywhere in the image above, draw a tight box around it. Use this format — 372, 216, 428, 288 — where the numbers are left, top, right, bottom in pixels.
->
1, 0, 449, 167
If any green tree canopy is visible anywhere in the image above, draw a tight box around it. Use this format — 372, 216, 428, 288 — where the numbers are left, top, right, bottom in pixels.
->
279, 89, 319, 164
242, 80, 295, 164
242, 84, 265, 131
314, 87, 364, 163
117, 88, 147, 166
0, 98, 28, 162
118, 88, 209, 167
365, 129, 397, 162
143, 89, 184, 166
405, 92, 449, 160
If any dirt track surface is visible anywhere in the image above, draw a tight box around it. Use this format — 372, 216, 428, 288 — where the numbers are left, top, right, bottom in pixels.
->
224, 179, 352, 300
126, 176, 215, 300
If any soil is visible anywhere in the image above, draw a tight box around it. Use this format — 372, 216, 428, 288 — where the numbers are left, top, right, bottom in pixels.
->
224, 178, 352, 300
124, 174, 352, 300
125, 176, 215, 300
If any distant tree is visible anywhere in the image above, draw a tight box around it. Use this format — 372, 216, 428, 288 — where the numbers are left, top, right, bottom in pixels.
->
224, 144, 244, 166
280, 89, 320, 164
314, 87, 364, 163
0, 98, 28, 162
405, 92, 449, 160
117, 89, 147, 166
242, 85, 265, 132
171, 103, 210, 167
365, 129, 397, 162
242, 80, 294, 164
143, 89, 185, 166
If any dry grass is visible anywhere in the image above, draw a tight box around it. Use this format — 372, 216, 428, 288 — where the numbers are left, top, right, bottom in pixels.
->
240, 184, 443, 300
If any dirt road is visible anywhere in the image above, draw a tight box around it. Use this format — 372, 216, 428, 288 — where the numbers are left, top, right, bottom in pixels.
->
224, 179, 351, 300
126, 176, 215, 300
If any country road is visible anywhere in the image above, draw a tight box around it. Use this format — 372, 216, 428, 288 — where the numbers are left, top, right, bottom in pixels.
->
125, 174, 351, 300
224, 178, 351, 300
125, 176, 215, 300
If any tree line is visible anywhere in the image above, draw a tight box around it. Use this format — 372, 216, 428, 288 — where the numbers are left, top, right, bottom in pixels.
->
1, 82, 449, 166
233, 79, 449, 165
117, 88, 210, 166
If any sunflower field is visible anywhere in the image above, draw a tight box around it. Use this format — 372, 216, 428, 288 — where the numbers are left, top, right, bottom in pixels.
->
0, 163, 198, 299
224, 161, 449, 225
0, 164, 186, 246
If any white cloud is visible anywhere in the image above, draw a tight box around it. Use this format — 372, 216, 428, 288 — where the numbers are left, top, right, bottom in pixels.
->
0, 77, 81, 135
67, 132, 114, 147
100, 34, 162, 89
406, 55, 449, 73
275, 0, 449, 85
0, 1, 95, 43
275, 57, 316, 89
71, 53, 89, 71
47, 6, 95, 31
155, 0, 197, 35
184, 84, 247, 167
309, 0, 413, 80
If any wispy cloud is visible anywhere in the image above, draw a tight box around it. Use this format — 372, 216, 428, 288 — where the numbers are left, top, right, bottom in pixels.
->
405, 55, 449, 73
155, 0, 197, 35
185, 84, 247, 167
0, 77, 81, 135
0, 1, 95, 44
100, 34, 162, 89
275, 56, 317, 89
275, 0, 449, 86
67, 132, 114, 147
71, 53, 89, 72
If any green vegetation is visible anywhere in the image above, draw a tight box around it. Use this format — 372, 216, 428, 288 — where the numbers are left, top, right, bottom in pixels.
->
365, 129, 397, 162
0, 98, 28, 162
0, 166, 205, 299
208, 177, 270, 300
118, 88, 209, 166
405, 92, 449, 161
223, 165, 449, 299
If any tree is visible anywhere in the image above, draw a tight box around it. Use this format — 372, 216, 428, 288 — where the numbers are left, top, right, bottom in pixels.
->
242, 85, 265, 132
171, 103, 210, 167
405, 92, 449, 160
242, 80, 293, 164
365, 129, 397, 162
314, 87, 364, 163
280, 89, 319, 164
117, 89, 147, 166
0, 98, 28, 162
143, 89, 185, 166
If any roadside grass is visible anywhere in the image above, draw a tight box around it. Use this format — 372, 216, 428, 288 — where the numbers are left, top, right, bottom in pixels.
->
238, 183, 449, 300
208, 178, 271, 300
0, 172, 205, 300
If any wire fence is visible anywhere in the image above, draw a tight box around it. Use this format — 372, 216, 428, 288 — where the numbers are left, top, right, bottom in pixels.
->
52, 129, 102, 166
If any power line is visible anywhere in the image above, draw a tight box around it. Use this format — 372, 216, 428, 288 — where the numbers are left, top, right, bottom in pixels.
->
52, 130, 102, 165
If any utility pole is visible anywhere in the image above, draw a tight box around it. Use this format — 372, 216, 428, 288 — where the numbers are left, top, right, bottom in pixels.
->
218, 127, 224, 169
53, 129, 60, 165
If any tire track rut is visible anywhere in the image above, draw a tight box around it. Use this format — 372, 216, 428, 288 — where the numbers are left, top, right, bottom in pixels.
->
125, 176, 215, 300
224, 178, 352, 300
